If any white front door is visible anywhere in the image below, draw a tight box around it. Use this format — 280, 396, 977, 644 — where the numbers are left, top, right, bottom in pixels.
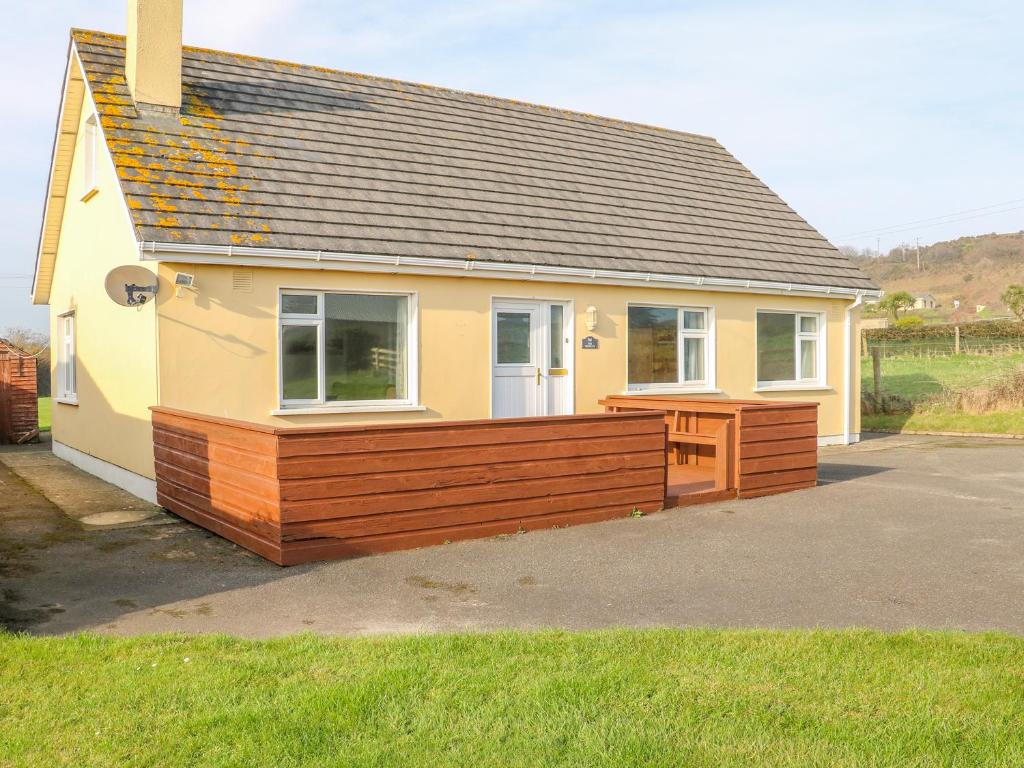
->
492, 300, 572, 418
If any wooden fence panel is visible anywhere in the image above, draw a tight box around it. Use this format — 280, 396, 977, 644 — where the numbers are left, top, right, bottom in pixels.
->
0, 347, 39, 445
151, 408, 667, 566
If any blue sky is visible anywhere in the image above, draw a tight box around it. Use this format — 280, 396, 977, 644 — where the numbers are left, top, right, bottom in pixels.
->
3, 0, 1022, 331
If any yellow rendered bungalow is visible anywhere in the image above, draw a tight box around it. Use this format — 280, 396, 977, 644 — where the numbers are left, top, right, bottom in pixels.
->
33, 1, 877, 522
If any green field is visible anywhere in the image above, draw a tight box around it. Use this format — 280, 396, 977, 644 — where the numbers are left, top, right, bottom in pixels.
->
37, 397, 51, 432
2, 630, 1023, 767
861, 352, 1024, 434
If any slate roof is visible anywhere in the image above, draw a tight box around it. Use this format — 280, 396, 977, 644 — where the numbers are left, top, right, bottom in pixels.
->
73, 29, 875, 291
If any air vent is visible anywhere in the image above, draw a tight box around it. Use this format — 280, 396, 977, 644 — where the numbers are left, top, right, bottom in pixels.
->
232, 270, 254, 293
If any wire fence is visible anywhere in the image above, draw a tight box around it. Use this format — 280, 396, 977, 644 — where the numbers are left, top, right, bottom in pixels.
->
860, 341, 1024, 415
863, 336, 1024, 359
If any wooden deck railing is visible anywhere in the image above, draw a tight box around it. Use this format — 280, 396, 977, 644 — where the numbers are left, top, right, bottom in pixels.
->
151, 407, 668, 565
600, 395, 819, 500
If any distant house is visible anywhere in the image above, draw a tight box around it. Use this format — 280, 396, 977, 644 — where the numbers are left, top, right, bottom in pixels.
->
912, 293, 937, 310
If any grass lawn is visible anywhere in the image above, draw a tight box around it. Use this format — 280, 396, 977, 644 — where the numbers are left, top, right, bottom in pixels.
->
37, 396, 51, 432
861, 352, 1024, 434
863, 408, 1024, 434
2, 630, 1023, 767
861, 351, 1024, 402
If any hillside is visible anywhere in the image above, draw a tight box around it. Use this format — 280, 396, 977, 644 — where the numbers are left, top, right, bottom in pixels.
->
847, 232, 1024, 318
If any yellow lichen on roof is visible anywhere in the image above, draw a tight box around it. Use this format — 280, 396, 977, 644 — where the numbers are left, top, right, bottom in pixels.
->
151, 197, 178, 213
184, 91, 223, 122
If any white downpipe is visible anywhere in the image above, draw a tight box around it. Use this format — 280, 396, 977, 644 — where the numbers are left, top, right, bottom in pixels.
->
842, 292, 864, 445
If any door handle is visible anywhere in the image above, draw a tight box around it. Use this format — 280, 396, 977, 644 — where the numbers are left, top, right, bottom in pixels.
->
536, 367, 541, 385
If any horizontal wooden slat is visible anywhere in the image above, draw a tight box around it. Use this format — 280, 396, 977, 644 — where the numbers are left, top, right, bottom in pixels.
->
739, 436, 817, 459
281, 466, 667, 523
152, 413, 278, 454
739, 421, 818, 443
277, 415, 664, 458
667, 431, 719, 445
282, 485, 666, 541
738, 479, 818, 499
154, 444, 278, 486
599, 396, 818, 415
157, 476, 281, 537
278, 432, 665, 479
154, 431, 278, 477
154, 465, 281, 522
739, 407, 817, 427
740, 451, 818, 475
739, 467, 817, 491
280, 451, 663, 502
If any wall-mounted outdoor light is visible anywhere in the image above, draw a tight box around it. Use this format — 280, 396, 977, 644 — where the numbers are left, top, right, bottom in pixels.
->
585, 305, 598, 331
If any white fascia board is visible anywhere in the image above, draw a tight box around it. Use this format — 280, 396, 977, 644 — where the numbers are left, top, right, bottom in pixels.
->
138, 241, 883, 301
32, 41, 76, 305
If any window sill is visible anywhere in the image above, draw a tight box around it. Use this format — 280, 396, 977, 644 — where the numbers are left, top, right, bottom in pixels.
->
754, 384, 833, 393
622, 387, 722, 396
55, 397, 79, 406
81, 188, 98, 203
271, 404, 427, 416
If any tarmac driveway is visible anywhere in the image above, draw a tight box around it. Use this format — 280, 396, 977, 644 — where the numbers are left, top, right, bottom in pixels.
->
2, 433, 1023, 637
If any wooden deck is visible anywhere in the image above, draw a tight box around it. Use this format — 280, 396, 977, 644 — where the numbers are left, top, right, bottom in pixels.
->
151, 398, 820, 565
152, 407, 668, 565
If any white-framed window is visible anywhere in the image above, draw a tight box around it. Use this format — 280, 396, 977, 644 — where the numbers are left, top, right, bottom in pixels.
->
278, 290, 418, 409
627, 304, 713, 391
82, 114, 98, 199
57, 312, 77, 402
756, 310, 826, 388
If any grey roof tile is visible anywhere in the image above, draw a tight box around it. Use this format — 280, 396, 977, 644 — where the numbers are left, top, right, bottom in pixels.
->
73, 29, 876, 290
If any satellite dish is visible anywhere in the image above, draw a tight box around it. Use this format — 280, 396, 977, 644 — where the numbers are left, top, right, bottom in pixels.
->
104, 266, 159, 307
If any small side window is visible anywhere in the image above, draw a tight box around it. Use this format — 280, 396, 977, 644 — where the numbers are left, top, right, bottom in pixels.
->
58, 312, 77, 402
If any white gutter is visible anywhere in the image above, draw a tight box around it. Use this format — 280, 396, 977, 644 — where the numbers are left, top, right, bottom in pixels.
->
842, 292, 865, 445
138, 241, 883, 301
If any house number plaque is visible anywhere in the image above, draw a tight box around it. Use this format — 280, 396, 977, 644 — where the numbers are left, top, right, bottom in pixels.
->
581, 336, 599, 349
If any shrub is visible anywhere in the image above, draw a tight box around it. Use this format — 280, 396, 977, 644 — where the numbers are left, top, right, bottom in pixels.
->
894, 316, 924, 328
864, 319, 1024, 342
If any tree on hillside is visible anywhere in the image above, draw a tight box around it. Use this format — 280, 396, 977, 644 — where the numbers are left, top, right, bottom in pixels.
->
878, 290, 915, 321
1003, 284, 1024, 322
1, 327, 50, 397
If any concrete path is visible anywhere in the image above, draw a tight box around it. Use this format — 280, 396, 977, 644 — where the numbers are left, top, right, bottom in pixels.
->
0, 437, 171, 528
2, 433, 1023, 637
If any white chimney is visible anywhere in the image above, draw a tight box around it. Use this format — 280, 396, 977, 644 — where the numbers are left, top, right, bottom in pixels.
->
125, 0, 182, 111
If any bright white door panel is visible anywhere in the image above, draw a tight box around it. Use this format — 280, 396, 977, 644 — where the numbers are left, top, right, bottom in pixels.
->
545, 302, 572, 416
492, 300, 573, 419
492, 302, 543, 418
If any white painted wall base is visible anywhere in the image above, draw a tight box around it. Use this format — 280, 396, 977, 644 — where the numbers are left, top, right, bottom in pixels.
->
52, 440, 158, 504
818, 433, 860, 447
